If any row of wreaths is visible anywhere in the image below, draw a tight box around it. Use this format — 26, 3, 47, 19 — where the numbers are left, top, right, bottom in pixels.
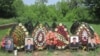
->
1, 21, 100, 50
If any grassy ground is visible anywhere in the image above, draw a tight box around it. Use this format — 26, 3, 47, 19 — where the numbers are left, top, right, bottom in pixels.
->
0, 28, 11, 41
0, 19, 100, 56
0, 18, 16, 25
0, 49, 100, 56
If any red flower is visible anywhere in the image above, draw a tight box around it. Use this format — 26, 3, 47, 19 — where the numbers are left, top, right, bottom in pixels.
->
0, 37, 6, 48
46, 31, 57, 45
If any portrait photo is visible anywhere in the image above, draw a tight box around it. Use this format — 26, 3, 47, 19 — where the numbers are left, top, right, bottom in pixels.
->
5, 37, 14, 51
25, 38, 34, 52
70, 36, 79, 43
69, 35, 80, 48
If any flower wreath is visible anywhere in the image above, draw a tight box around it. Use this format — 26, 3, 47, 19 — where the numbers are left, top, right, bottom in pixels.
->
76, 24, 92, 45
55, 24, 70, 45
11, 23, 28, 49
54, 24, 70, 49
33, 24, 47, 50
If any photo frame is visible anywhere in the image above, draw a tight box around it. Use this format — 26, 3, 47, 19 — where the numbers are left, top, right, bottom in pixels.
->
25, 38, 33, 52
70, 35, 79, 43
69, 35, 79, 50
5, 37, 14, 51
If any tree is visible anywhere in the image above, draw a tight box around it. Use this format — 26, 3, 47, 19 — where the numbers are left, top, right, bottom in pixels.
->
33, 0, 48, 21
56, 0, 70, 17
84, 0, 100, 23
0, 0, 16, 18
12, 0, 24, 17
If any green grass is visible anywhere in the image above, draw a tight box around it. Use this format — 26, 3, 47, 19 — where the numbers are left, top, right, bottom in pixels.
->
0, 49, 13, 56
90, 24, 100, 35
0, 28, 11, 41
0, 18, 16, 25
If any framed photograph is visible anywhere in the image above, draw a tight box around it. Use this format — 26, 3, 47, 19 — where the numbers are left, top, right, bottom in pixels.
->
25, 38, 33, 52
70, 36, 79, 43
69, 35, 79, 49
5, 37, 14, 51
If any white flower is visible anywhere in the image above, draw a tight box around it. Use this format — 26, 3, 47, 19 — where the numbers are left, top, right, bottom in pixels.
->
59, 23, 62, 26
21, 45, 24, 48
64, 28, 67, 31
23, 28, 26, 31
25, 32, 29, 35
21, 26, 25, 29
19, 23, 22, 26
62, 46, 65, 49
82, 24, 85, 27
17, 47, 20, 49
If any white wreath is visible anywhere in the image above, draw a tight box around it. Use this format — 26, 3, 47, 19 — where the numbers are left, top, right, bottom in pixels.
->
34, 28, 46, 47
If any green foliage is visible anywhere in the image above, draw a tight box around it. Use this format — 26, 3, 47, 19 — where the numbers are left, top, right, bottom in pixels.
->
12, 0, 24, 17
0, 0, 16, 18
0, 0, 99, 23
84, 0, 100, 23
56, 0, 70, 17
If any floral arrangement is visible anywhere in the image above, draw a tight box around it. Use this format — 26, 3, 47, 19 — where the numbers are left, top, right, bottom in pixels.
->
55, 23, 69, 49
46, 31, 57, 46
11, 23, 28, 49
32, 24, 47, 50
76, 24, 92, 46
